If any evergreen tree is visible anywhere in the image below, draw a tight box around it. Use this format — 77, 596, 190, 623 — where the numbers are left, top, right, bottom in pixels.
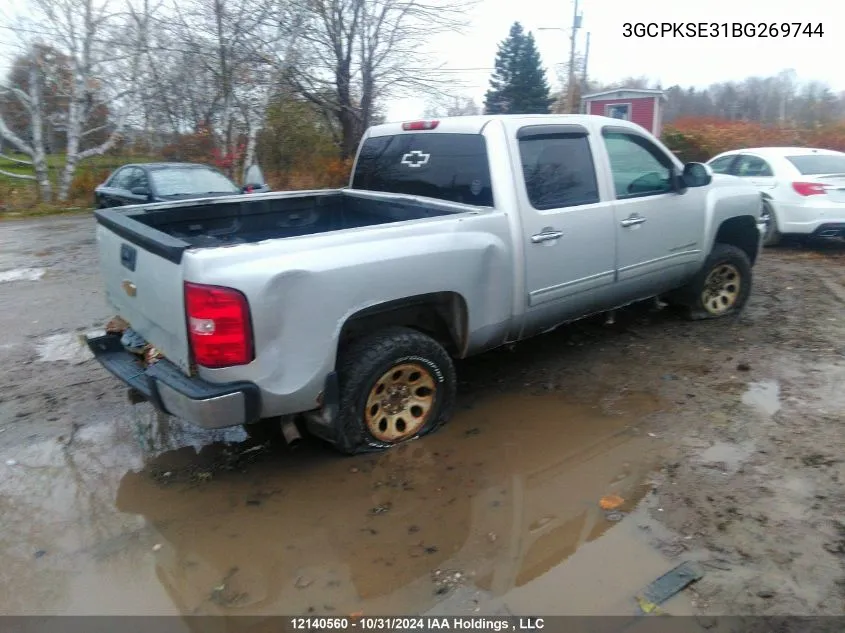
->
484, 22, 554, 115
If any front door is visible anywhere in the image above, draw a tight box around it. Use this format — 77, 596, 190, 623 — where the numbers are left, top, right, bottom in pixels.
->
600, 127, 706, 299
509, 123, 618, 338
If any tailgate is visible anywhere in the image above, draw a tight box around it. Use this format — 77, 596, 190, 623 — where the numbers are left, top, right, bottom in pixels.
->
96, 222, 192, 374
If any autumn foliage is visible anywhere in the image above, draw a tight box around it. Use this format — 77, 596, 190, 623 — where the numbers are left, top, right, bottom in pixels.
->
662, 117, 845, 162
267, 157, 353, 191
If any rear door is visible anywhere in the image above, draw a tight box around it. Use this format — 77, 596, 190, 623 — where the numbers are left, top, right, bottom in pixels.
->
507, 123, 618, 336
95, 221, 192, 373
733, 154, 778, 190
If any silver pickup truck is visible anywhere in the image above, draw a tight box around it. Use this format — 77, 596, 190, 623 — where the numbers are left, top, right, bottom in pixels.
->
87, 114, 764, 455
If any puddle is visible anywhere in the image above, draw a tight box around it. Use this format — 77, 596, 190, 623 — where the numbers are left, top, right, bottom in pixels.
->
35, 333, 94, 364
696, 441, 756, 475
741, 380, 781, 416
0, 267, 46, 283
0, 389, 686, 616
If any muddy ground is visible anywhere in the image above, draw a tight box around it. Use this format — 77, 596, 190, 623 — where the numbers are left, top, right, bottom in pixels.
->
1, 215, 845, 623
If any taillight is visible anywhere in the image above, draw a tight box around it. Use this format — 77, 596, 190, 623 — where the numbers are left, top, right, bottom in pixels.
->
402, 120, 439, 131
184, 282, 253, 368
792, 182, 827, 196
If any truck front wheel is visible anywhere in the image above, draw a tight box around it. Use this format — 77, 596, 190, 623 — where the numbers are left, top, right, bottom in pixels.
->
335, 326, 457, 455
681, 243, 753, 320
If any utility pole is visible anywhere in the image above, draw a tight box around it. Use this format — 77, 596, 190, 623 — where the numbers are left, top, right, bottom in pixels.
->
566, 0, 582, 113
581, 31, 591, 102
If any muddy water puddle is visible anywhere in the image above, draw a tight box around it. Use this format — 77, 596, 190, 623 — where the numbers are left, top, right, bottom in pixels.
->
0, 388, 690, 616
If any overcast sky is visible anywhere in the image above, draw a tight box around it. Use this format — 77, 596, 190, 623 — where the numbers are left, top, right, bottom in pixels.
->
387, 0, 840, 121
1, 0, 839, 124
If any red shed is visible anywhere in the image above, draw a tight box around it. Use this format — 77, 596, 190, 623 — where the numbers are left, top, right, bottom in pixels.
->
581, 88, 667, 137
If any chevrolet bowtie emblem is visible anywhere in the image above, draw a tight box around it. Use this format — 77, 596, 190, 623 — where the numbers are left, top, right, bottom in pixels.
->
122, 280, 137, 297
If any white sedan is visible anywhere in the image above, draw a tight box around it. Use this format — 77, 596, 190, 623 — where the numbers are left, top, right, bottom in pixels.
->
706, 147, 845, 246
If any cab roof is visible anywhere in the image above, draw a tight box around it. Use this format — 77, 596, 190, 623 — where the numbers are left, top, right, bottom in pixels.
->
365, 114, 647, 137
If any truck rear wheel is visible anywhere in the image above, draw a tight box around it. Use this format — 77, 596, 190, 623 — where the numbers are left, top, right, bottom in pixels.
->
681, 243, 752, 320
335, 326, 457, 455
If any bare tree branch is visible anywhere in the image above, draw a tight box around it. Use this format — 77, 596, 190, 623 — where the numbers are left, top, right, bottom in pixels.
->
0, 168, 37, 180
0, 153, 34, 165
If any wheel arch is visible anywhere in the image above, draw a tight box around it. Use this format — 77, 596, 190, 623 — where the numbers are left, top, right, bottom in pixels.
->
713, 215, 761, 266
338, 292, 469, 359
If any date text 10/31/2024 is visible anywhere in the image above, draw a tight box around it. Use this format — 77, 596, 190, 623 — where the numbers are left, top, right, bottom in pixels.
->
290, 617, 547, 631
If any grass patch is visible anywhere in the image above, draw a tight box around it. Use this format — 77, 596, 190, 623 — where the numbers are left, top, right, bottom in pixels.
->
0, 153, 157, 190
0, 152, 157, 211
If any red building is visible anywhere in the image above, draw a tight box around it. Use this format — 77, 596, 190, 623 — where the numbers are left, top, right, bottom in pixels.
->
581, 88, 667, 137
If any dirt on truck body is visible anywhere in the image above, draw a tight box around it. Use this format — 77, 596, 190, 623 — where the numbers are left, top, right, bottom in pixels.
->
1, 216, 845, 623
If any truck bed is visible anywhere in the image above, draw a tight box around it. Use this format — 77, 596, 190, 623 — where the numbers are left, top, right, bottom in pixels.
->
97, 190, 461, 251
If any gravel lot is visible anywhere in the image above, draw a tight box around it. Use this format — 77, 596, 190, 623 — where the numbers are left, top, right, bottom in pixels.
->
1, 215, 844, 622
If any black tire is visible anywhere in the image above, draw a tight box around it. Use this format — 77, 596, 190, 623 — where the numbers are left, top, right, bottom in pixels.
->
761, 200, 782, 247
334, 326, 457, 455
679, 243, 753, 321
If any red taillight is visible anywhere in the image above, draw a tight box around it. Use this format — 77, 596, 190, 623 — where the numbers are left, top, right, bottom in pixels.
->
402, 120, 439, 131
792, 182, 827, 196
184, 282, 253, 368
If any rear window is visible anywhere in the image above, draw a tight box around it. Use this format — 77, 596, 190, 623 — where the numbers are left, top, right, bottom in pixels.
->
150, 167, 240, 196
786, 155, 845, 175
351, 133, 494, 207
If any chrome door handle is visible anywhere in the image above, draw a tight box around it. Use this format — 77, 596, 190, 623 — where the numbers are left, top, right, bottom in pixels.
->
620, 215, 647, 227
531, 230, 564, 243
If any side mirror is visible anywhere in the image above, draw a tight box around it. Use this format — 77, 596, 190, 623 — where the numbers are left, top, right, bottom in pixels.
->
682, 162, 713, 188
130, 186, 150, 197
243, 164, 266, 190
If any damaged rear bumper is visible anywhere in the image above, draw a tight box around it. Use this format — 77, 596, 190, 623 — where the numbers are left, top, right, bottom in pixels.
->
86, 333, 261, 429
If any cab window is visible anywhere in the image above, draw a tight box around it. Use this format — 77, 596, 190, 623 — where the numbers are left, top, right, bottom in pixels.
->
602, 131, 674, 199
518, 132, 600, 210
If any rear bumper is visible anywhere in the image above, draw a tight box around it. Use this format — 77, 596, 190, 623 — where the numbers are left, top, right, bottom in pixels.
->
810, 223, 845, 239
775, 200, 845, 235
86, 333, 261, 429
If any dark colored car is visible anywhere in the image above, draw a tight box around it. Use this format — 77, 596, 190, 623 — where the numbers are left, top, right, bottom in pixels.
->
94, 162, 270, 208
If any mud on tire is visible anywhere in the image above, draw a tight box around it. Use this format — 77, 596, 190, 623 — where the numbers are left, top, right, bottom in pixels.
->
677, 243, 753, 321
335, 326, 457, 455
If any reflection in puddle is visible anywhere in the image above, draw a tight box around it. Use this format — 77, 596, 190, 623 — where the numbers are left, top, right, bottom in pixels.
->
35, 333, 94, 364
0, 267, 46, 283
0, 389, 685, 616
742, 380, 781, 416
697, 441, 756, 475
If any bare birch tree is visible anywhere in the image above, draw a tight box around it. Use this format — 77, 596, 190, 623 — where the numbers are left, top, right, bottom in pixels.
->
0, 0, 147, 201
286, 0, 474, 159
0, 45, 53, 200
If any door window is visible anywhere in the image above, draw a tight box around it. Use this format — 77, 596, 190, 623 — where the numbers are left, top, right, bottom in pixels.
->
518, 133, 600, 210
602, 131, 674, 199
708, 155, 736, 174
108, 168, 133, 190
125, 168, 148, 192
734, 155, 774, 177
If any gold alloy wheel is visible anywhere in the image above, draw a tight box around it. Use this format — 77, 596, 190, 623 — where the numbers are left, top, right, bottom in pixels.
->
365, 362, 436, 442
701, 263, 741, 315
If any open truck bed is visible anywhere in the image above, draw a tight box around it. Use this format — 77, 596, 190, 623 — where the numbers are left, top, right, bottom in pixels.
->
94, 189, 463, 262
